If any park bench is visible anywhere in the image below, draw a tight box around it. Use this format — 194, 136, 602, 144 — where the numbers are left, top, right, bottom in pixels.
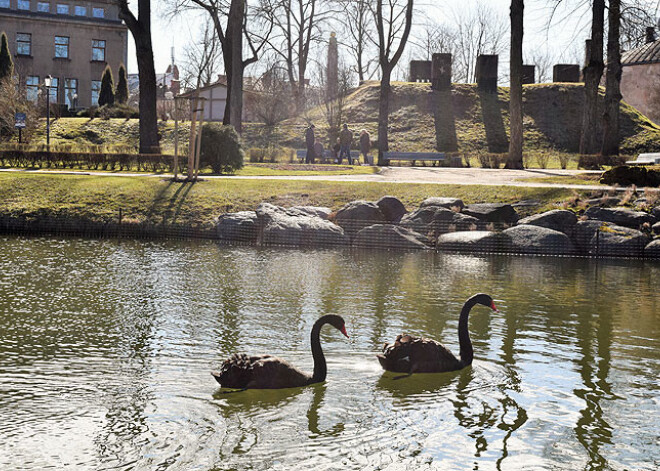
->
296, 149, 362, 164
625, 153, 660, 165
382, 151, 446, 166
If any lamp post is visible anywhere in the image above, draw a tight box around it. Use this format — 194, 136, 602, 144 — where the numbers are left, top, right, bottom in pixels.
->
44, 75, 52, 152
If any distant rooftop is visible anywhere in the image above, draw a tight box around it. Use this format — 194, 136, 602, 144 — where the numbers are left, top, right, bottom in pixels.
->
622, 39, 660, 66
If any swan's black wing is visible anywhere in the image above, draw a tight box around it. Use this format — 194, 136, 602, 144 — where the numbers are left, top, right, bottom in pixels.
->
212, 353, 312, 389
377, 334, 462, 373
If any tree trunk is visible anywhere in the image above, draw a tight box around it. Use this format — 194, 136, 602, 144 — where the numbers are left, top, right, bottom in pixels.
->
579, 0, 605, 159
227, 0, 244, 132
377, 68, 391, 166
601, 0, 621, 158
506, 0, 524, 169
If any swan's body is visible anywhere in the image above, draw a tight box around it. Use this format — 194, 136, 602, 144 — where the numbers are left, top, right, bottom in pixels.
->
377, 294, 496, 374
212, 315, 348, 389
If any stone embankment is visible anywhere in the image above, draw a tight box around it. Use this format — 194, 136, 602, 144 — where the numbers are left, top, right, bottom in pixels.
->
217, 196, 660, 258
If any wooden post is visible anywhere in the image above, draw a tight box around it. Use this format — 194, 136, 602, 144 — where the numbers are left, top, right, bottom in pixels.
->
187, 95, 199, 180
193, 98, 205, 180
173, 98, 179, 181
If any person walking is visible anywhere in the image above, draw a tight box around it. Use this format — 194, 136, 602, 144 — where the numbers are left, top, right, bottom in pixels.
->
305, 124, 316, 164
339, 123, 353, 165
359, 129, 371, 165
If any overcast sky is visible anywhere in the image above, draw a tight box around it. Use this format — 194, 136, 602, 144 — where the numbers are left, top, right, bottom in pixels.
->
125, 0, 655, 82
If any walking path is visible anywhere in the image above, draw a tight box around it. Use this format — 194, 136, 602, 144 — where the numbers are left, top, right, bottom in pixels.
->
1, 166, 611, 190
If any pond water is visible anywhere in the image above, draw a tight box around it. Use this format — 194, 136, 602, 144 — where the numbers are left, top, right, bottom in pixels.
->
0, 236, 658, 470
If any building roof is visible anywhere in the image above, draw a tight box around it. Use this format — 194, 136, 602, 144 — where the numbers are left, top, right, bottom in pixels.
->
622, 39, 660, 66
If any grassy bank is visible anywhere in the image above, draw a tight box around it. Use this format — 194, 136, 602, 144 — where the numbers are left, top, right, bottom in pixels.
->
0, 173, 588, 233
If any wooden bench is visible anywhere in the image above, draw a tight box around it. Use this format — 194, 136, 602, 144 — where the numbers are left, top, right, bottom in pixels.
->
625, 153, 660, 165
382, 151, 446, 166
295, 149, 362, 164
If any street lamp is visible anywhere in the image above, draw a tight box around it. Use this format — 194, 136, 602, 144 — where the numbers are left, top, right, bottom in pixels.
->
44, 75, 52, 152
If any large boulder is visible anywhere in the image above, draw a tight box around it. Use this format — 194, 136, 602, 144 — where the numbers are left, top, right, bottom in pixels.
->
462, 203, 519, 224
585, 196, 622, 207
503, 225, 577, 255
376, 196, 407, 223
334, 201, 386, 237
436, 231, 512, 253
653, 222, 660, 235
400, 206, 480, 239
517, 209, 577, 235
255, 203, 348, 247
217, 211, 259, 243
584, 206, 656, 229
419, 197, 465, 211
353, 224, 431, 250
573, 220, 648, 256
652, 206, 660, 219
644, 239, 660, 258
289, 206, 332, 219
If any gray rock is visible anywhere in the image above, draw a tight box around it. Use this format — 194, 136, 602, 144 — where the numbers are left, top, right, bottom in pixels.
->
584, 206, 656, 229
436, 231, 512, 253
353, 224, 431, 250
289, 206, 332, 219
573, 219, 648, 256
653, 207, 660, 219
256, 203, 348, 247
463, 203, 519, 224
585, 196, 622, 207
503, 224, 577, 255
420, 197, 465, 211
644, 239, 660, 258
517, 210, 577, 234
376, 196, 407, 223
334, 201, 386, 237
653, 222, 660, 235
400, 206, 480, 239
217, 211, 259, 243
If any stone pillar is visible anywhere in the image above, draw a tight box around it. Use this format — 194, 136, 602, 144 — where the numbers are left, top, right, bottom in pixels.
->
476, 54, 498, 93
553, 64, 580, 82
327, 32, 338, 100
431, 53, 452, 90
409, 60, 432, 82
521, 65, 535, 84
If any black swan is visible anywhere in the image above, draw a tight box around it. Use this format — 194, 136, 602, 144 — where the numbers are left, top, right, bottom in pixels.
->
377, 293, 497, 374
212, 315, 349, 389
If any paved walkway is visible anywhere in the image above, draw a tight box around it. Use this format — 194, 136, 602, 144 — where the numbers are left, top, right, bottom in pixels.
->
1, 166, 610, 190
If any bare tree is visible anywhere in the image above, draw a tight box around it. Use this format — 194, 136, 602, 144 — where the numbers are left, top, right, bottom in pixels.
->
507, 0, 524, 169
320, 60, 354, 142
181, 20, 223, 89
579, 0, 605, 158
409, 20, 456, 61
374, 0, 414, 165
247, 62, 294, 125
257, 0, 335, 111
621, 1, 659, 50
452, 4, 508, 83
336, 0, 377, 82
118, 0, 160, 153
525, 50, 554, 83
602, 0, 622, 157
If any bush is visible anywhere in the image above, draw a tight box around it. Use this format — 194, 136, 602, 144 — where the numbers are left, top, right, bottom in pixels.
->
98, 104, 139, 119
600, 165, 660, 187
199, 123, 244, 174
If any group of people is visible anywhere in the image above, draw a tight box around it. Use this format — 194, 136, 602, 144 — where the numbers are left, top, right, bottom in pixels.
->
305, 123, 371, 165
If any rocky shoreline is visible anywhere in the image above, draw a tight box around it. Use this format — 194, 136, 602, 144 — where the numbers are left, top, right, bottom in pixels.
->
217, 196, 660, 258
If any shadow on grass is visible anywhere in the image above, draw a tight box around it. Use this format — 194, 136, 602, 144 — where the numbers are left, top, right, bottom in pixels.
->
479, 89, 509, 154
431, 89, 458, 152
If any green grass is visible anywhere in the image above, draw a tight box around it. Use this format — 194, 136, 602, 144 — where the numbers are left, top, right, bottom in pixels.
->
0, 173, 586, 229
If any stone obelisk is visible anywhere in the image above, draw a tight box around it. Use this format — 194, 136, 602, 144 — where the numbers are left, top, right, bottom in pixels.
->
327, 32, 338, 100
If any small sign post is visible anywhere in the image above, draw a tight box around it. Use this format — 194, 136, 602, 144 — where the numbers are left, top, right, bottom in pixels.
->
15, 112, 26, 143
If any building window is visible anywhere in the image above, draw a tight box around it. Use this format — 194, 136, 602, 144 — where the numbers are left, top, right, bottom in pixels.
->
64, 78, 77, 108
91, 39, 105, 61
16, 33, 31, 56
56, 3, 68, 14
47, 77, 58, 103
74, 4, 84, 15
18, 0, 30, 10
26, 75, 39, 102
0, 0, 10, 8
92, 7, 104, 18
54, 36, 69, 58
37, 1, 49, 11
91, 80, 101, 105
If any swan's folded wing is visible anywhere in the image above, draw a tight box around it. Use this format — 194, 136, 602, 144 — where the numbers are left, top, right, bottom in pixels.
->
246, 356, 311, 389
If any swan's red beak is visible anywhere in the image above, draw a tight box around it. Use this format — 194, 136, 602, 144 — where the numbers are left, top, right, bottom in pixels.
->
340, 325, 349, 338
491, 301, 498, 312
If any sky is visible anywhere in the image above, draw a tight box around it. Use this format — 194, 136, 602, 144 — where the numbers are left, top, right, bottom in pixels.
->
125, 0, 655, 83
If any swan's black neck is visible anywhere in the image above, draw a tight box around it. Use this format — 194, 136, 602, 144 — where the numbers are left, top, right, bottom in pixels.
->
310, 318, 328, 383
458, 296, 480, 367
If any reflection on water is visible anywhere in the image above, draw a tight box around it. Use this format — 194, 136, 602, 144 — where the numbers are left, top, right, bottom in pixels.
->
0, 236, 659, 470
